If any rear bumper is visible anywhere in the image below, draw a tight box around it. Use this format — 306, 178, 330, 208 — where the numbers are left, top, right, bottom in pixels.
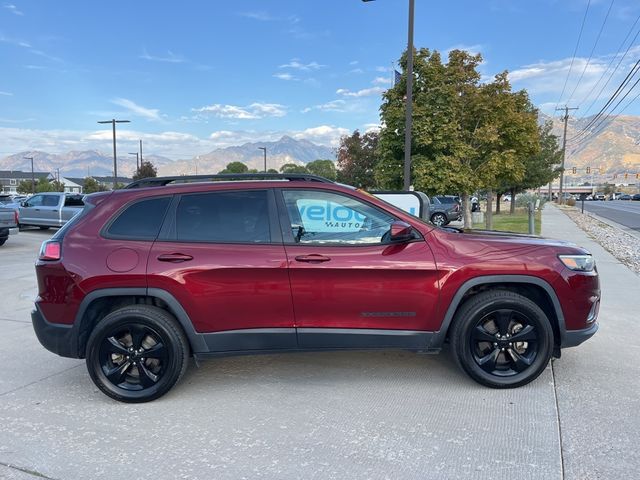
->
562, 322, 599, 348
31, 305, 81, 358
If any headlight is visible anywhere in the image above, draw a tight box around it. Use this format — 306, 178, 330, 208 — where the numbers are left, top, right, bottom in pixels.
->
558, 254, 595, 272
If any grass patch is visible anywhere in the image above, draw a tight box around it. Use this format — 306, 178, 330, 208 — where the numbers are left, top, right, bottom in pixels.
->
473, 209, 541, 235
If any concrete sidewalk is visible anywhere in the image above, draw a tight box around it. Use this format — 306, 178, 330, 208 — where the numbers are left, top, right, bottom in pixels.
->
542, 204, 640, 479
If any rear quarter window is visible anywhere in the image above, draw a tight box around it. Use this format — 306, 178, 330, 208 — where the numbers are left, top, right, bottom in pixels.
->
105, 196, 171, 240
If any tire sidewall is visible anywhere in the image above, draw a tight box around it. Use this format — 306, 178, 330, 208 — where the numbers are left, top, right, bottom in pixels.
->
453, 294, 553, 388
86, 308, 186, 402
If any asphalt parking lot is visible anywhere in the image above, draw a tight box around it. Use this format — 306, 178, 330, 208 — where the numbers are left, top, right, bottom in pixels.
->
0, 208, 639, 480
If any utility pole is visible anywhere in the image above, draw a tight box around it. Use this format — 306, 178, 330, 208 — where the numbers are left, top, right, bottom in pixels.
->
98, 119, 130, 188
139, 139, 143, 166
258, 147, 267, 172
555, 106, 578, 204
23, 156, 35, 194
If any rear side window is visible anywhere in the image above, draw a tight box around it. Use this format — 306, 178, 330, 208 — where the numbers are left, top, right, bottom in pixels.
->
106, 197, 171, 240
64, 195, 84, 207
175, 190, 270, 243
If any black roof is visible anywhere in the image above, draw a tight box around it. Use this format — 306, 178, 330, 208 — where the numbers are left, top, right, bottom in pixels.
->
0, 170, 53, 180
125, 173, 334, 189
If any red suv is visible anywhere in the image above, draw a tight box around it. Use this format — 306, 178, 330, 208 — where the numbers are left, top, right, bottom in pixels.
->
32, 174, 599, 402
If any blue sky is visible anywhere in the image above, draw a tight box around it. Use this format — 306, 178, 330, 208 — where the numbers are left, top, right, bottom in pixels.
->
1, 0, 640, 159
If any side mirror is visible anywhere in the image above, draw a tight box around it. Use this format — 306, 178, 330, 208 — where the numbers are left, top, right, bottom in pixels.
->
389, 221, 414, 242
20, 201, 27, 207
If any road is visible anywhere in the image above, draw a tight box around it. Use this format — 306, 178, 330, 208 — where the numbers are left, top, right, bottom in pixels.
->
0, 214, 638, 480
581, 199, 640, 232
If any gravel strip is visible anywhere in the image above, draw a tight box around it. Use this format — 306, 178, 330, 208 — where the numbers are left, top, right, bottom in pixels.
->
560, 206, 640, 275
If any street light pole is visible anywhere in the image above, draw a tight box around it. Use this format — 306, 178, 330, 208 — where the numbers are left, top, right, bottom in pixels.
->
23, 156, 35, 194
98, 119, 130, 188
128, 152, 139, 173
258, 147, 267, 172
362, 0, 415, 190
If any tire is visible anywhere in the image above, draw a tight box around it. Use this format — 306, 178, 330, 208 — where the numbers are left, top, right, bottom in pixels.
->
431, 212, 448, 227
0, 238, 6, 246
85, 305, 190, 403
450, 290, 553, 389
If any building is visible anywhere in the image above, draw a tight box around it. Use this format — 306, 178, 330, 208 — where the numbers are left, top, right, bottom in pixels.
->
65, 176, 133, 192
0, 171, 54, 194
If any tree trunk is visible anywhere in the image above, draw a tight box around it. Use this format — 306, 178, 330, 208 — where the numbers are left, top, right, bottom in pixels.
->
495, 193, 502, 214
485, 190, 494, 230
510, 188, 516, 214
461, 193, 472, 229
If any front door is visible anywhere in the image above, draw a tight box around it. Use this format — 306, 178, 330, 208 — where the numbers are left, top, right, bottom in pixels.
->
146, 189, 296, 352
278, 189, 440, 349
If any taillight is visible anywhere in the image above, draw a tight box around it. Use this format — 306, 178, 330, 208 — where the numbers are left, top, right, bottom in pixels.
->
14, 210, 18, 225
39, 241, 61, 261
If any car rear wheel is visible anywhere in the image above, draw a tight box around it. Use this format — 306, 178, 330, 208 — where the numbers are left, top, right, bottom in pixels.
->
86, 305, 189, 403
0, 238, 6, 246
450, 290, 553, 388
431, 212, 448, 227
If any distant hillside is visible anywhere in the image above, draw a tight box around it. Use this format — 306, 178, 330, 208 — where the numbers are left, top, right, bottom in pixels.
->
158, 136, 336, 176
543, 114, 640, 178
0, 150, 172, 178
0, 136, 336, 178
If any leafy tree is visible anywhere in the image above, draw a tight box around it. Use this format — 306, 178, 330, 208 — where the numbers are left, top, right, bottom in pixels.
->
267, 168, 278, 174
306, 159, 337, 180
17, 179, 35, 194
280, 163, 309, 174
377, 48, 539, 228
83, 177, 108, 194
336, 130, 379, 189
49, 180, 65, 192
218, 161, 249, 174
133, 160, 158, 180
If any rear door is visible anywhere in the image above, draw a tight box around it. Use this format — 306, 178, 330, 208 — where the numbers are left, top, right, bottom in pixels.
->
277, 188, 440, 349
146, 188, 296, 352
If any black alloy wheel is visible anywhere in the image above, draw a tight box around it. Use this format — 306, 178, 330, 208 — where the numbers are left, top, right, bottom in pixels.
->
86, 306, 189, 403
451, 290, 554, 388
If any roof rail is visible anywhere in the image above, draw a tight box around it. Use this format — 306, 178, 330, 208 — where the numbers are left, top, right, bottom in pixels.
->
125, 173, 334, 189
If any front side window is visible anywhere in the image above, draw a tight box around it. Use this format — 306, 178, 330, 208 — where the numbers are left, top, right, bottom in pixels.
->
25, 195, 44, 207
175, 190, 270, 243
282, 190, 395, 245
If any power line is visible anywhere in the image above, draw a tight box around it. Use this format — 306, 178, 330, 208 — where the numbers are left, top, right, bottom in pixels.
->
556, 0, 592, 109
568, 58, 640, 143
567, 0, 616, 103
578, 10, 640, 109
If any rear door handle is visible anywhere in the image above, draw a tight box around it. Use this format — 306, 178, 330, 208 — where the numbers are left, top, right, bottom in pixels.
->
157, 253, 193, 263
295, 254, 331, 263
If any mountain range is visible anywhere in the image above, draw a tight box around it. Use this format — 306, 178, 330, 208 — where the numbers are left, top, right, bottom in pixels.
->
0, 116, 638, 180
0, 136, 336, 178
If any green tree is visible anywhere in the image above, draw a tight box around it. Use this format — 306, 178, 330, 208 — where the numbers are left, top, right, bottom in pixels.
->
336, 130, 379, 189
49, 180, 65, 192
267, 168, 278, 174
17, 180, 35, 194
280, 163, 309, 174
83, 177, 108, 194
306, 159, 337, 180
133, 160, 158, 180
218, 161, 249, 174
377, 48, 539, 228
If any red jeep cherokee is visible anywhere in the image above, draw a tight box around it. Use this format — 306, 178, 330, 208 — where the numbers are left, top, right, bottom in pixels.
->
32, 174, 599, 402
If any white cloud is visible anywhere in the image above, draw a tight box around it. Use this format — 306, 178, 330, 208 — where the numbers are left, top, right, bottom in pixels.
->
336, 86, 384, 97
349, 60, 359, 66
363, 123, 381, 133
375, 66, 391, 73
111, 98, 161, 121
3, 3, 23, 15
0, 90, 12, 96
292, 125, 349, 147
348, 68, 364, 74
301, 99, 348, 113
239, 11, 299, 24
273, 72, 297, 81
279, 58, 326, 71
192, 102, 286, 120
139, 49, 185, 63
372, 76, 391, 85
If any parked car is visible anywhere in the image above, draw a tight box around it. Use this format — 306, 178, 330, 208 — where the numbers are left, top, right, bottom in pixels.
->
18, 192, 84, 229
632, 194, 640, 201
593, 192, 606, 201
31, 173, 600, 402
0, 207, 19, 246
618, 194, 632, 201
430, 195, 461, 226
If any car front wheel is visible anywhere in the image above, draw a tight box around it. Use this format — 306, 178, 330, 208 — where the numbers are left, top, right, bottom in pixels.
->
431, 212, 448, 227
450, 290, 554, 388
86, 305, 189, 403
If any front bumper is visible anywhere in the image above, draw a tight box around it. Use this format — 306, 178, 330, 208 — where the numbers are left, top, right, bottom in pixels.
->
31, 306, 81, 358
562, 322, 599, 348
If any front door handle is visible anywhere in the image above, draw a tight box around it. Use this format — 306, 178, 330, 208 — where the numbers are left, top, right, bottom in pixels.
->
157, 253, 193, 263
295, 254, 331, 263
